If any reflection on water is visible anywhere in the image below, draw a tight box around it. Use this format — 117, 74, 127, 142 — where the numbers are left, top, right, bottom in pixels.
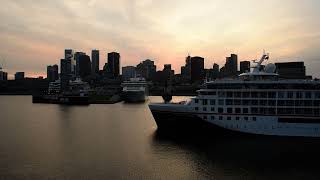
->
152, 129, 320, 180
0, 96, 319, 179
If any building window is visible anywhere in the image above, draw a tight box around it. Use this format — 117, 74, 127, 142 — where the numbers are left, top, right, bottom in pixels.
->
218, 99, 224, 105
211, 107, 215, 112
227, 108, 233, 113
252, 100, 258, 105
234, 92, 241, 98
203, 115, 207, 120
219, 116, 223, 120
218, 92, 225, 97
211, 116, 215, 120
226, 99, 233, 105
210, 99, 215, 105
305, 92, 312, 99
242, 92, 250, 98
235, 108, 241, 114
278, 92, 285, 98
227, 117, 231, 120
195, 99, 199, 103
195, 107, 199, 111
287, 92, 294, 98
251, 92, 258, 98
203, 107, 207, 111
296, 92, 303, 99
244, 117, 248, 121
243, 108, 249, 114
226, 92, 233, 98
251, 107, 258, 114
234, 100, 241, 105
236, 117, 240, 120
218, 108, 224, 113
252, 117, 257, 121
202, 99, 208, 105
268, 92, 276, 98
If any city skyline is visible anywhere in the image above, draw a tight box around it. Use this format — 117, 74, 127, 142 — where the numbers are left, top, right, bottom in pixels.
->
1, 0, 320, 78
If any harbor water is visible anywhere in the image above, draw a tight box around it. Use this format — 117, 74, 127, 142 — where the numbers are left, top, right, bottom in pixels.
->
0, 96, 320, 179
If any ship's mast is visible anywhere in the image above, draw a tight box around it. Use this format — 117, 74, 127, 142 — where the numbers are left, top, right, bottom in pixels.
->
252, 51, 269, 73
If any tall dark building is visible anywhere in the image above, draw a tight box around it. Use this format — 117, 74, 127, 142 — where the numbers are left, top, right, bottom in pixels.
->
122, 66, 136, 80
212, 63, 220, 79
78, 55, 92, 79
75, 52, 86, 76
275, 62, 306, 79
60, 59, 71, 90
107, 52, 120, 78
65, 49, 76, 76
15, 72, 25, 80
91, 49, 99, 74
0, 69, 8, 81
136, 59, 156, 80
206, 63, 220, 80
47, 64, 59, 82
240, 61, 250, 73
163, 64, 174, 81
224, 54, 238, 77
190, 56, 205, 82
181, 55, 192, 82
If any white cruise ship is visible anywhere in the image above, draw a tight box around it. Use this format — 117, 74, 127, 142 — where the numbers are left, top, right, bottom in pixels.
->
122, 77, 148, 102
149, 53, 320, 137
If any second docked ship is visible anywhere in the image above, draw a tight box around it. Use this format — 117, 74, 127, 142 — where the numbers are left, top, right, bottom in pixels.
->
122, 77, 148, 103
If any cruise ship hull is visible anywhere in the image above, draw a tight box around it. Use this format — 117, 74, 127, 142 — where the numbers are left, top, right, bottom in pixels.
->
149, 104, 320, 137
123, 90, 146, 103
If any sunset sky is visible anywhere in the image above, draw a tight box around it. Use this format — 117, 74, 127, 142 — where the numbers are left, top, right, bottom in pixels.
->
1, 0, 320, 78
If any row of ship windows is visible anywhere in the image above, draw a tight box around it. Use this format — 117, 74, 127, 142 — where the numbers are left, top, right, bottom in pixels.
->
199, 91, 320, 99
195, 107, 249, 113
202, 115, 257, 121
195, 107, 320, 115
195, 99, 320, 107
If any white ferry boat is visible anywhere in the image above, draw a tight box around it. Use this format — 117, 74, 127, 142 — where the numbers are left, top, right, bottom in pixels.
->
149, 53, 320, 137
122, 77, 148, 102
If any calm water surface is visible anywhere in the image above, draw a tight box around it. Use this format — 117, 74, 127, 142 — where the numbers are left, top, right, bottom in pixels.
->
0, 96, 320, 180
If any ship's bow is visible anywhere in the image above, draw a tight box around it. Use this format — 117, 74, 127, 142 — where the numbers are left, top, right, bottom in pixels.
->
148, 103, 203, 131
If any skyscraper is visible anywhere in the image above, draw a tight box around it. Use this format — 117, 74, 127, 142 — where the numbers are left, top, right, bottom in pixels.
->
65, 49, 76, 76
107, 52, 120, 78
212, 63, 220, 79
15, 72, 25, 80
122, 66, 136, 80
275, 62, 306, 79
223, 54, 238, 77
78, 55, 91, 79
136, 59, 157, 80
181, 55, 192, 82
47, 64, 59, 82
60, 58, 70, 90
191, 56, 205, 82
163, 64, 174, 80
240, 61, 251, 73
91, 49, 99, 74
75, 52, 86, 77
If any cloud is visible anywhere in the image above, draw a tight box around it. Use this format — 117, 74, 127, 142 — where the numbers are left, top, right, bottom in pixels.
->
0, 0, 320, 77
